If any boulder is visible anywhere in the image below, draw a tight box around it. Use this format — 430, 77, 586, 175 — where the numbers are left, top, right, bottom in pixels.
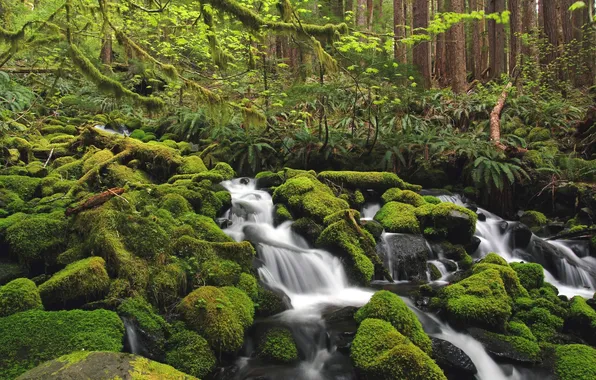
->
468, 327, 541, 364
431, 337, 477, 379
378, 234, 430, 282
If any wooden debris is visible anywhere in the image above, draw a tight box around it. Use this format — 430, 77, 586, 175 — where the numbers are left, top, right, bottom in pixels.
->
65, 187, 125, 216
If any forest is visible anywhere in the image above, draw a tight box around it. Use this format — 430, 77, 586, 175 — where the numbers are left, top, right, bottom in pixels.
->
1, 0, 596, 379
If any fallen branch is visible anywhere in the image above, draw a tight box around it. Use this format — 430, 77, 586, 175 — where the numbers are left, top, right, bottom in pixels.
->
65, 187, 125, 216
490, 82, 513, 150
43, 148, 54, 168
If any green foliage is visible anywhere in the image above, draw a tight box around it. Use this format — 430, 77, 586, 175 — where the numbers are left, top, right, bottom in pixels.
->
0, 277, 42, 317
520, 211, 547, 228
565, 296, 596, 345
355, 290, 432, 354
510, 262, 544, 290
117, 296, 169, 346
554, 344, 596, 380
0, 309, 124, 379
166, 327, 216, 379
257, 327, 298, 363
374, 202, 420, 234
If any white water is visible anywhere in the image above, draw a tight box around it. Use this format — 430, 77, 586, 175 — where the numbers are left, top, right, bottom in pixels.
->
428, 260, 450, 282
438, 194, 596, 298
122, 317, 140, 355
361, 202, 380, 220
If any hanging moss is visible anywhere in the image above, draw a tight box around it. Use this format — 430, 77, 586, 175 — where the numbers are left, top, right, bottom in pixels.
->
115, 30, 178, 79
68, 44, 164, 110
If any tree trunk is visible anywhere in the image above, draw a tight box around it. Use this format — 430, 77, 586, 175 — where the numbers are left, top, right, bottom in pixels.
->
471, 0, 483, 79
393, 0, 407, 62
445, 0, 467, 92
508, 0, 521, 74
495, 0, 506, 77
100, 22, 112, 65
367, 0, 374, 29
490, 82, 513, 150
357, 0, 367, 26
413, 0, 431, 87
541, 0, 560, 65
522, 0, 537, 56
435, 0, 446, 84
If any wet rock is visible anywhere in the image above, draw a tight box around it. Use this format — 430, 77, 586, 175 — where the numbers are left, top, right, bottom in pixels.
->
439, 259, 458, 272
240, 177, 251, 185
322, 305, 359, 354
511, 223, 533, 249
465, 236, 481, 254
577, 207, 594, 226
525, 238, 564, 277
290, 218, 323, 246
431, 337, 477, 379
477, 212, 486, 222
498, 220, 509, 233
378, 234, 430, 281
468, 328, 540, 365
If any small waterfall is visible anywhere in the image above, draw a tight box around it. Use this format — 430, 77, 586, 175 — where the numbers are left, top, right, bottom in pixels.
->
122, 317, 140, 355
361, 202, 380, 220
438, 194, 596, 298
428, 260, 449, 281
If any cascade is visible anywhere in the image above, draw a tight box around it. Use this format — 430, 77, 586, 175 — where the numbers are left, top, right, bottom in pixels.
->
122, 317, 140, 355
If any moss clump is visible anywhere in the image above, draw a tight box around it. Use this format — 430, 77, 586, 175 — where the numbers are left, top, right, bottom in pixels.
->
274, 203, 293, 225
316, 219, 375, 285
199, 259, 242, 286
422, 195, 441, 204
481, 253, 508, 266
510, 262, 544, 290
257, 327, 298, 364
6, 212, 66, 270
374, 202, 420, 234
148, 263, 187, 311
118, 296, 169, 355
435, 269, 512, 331
221, 286, 255, 328
211, 162, 235, 180
83, 149, 114, 172
255, 170, 284, 188
473, 260, 529, 299
318, 171, 421, 192
0, 309, 124, 379
351, 318, 446, 380
362, 220, 384, 239
117, 214, 171, 259
481, 326, 541, 362
565, 296, 596, 345
160, 193, 192, 217
178, 155, 208, 174
429, 202, 478, 244
178, 286, 245, 353
381, 188, 425, 207
166, 327, 216, 379
273, 174, 350, 224
179, 213, 234, 242
554, 344, 596, 380
105, 163, 151, 187
0, 261, 24, 285
256, 286, 287, 317
130, 129, 146, 140
39, 256, 110, 309
0, 278, 43, 317
355, 290, 432, 354
0, 175, 41, 200
237, 273, 259, 300
55, 159, 84, 180
527, 127, 551, 142
520, 210, 547, 228
515, 306, 564, 342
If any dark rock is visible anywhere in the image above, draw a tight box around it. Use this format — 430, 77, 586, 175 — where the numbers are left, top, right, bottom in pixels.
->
431, 337, 477, 380
477, 212, 486, 222
439, 259, 458, 272
240, 177, 251, 185
526, 238, 565, 276
378, 234, 431, 281
361, 220, 384, 240
546, 221, 566, 236
498, 221, 509, 233
465, 236, 481, 254
322, 306, 359, 354
468, 328, 540, 365
445, 209, 477, 244
122, 316, 166, 362
511, 223, 533, 249
290, 218, 323, 246
255, 172, 284, 189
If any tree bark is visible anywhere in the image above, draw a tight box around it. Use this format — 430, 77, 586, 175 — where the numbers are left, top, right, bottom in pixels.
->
508, 0, 521, 74
522, 0, 537, 56
357, 0, 367, 27
471, 0, 483, 79
367, 0, 374, 29
393, 0, 407, 62
490, 82, 513, 150
541, 0, 560, 65
65, 188, 125, 217
435, 0, 446, 84
413, 0, 431, 87
445, 0, 467, 92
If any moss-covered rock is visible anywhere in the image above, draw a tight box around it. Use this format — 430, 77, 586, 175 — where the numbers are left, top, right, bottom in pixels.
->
220, 286, 254, 328
0, 277, 43, 317
316, 219, 375, 285
178, 155, 208, 174
0, 261, 25, 285
429, 203, 477, 244
520, 210, 547, 229
257, 327, 299, 364
435, 269, 512, 331
355, 290, 432, 354
148, 263, 187, 311
160, 193, 192, 217
82, 149, 114, 172
178, 286, 245, 353
553, 344, 596, 380
273, 174, 350, 225
468, 324, 541, 364
237, 273, 259, 301
515, 305, 564, 342
256, 286, 289, 317
473, 257, 529, 298
0, 309, 124, 379
291, 217, 323, 245
199, 258, 241, 286
564, 296, 596, 345
381, 188, 425, 207
273, 203, 293, 226
374, 202, 420, 234
165, 327, 216, 379
510, 262, 544, 291
0, 175, 41, 200
39, 256, 110, 309
178, 213, 234, 242
351, 318, 446, 380
118, 296, 169, 360
18, 351, 198, 380
318, 171, 421, 192
255, 170, 284, 188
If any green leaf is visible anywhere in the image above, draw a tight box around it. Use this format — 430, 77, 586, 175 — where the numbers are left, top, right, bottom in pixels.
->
569, 1, 586, 11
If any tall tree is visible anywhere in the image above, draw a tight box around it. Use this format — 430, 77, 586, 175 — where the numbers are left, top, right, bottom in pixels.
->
522, 0, 537, 57
487, 0, 506, 78
508, 0, 521, 74
445, 0, 467, 92
367, 0, 374, 29
435, 0, 447, 84
413, 0, 431, 87
470, 0, 483, 79
357, 0, 367, 27
541, 0, 560, 65
393, 0, 407, 62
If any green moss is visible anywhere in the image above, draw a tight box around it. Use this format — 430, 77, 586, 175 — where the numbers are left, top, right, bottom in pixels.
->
255, 170, 284, 188
148, 263, 187, 311
221, 286, 254, 328
274, 203, 293, 224
515, 306, 564, 342
25, 161, 48, 177
256, 286, 287, 317
554, 344, 596, 380
473, 262, 529, 298
166, 328, 216, 379
481, 253, 508, 266
211, 162, 235, 180
355, 290, 432, 354
374, 202, 420, 234
565, 296, 596, 345
0, 277, 42, 317
362, 220, 384, 239
118, 296, 169, 353
323, 209, 361, 226
318, 171, 421, 192
6, 212, 66, 270
106, 163, 151, 187
130, 129, 146, 140
39, 256, 110, 309
0, 309, 124, 379
54, 159, 84, 180
436, 269, 512, 331
482, 328, 541, 362
237, 273, 259, 301
527, 127, 551, 142
0, 261, 25, 285
83, 149, 114, 172
429, 202, 478, 244
257, 327, 298, 363
316, 219, 375, 285
428, 263, 442, 281
179, 213, 233, 242
117, 214, 171, 259
520, 211, 547, 228
0, 175, 41, 200
178, 286, 245, 353
381, 188, 425, 207
178, 156, 208, 174
351, 318, 446, 380
199, 259, 242, 286
160, 193, 192, 217
510, 262, 544, 290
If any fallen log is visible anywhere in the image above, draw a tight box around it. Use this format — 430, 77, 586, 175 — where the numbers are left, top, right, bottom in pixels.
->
65, 187, 125, 216
490, 82, 512, 150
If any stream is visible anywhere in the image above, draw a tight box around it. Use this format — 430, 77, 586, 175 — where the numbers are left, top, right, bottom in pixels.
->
216, 179, 593, 380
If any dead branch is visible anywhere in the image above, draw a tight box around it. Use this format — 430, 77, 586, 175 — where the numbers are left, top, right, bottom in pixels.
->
490, 82, 513, 150
65, 187, 125, 216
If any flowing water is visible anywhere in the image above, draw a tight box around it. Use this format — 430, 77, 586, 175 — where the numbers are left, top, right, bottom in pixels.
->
122, 317, 140, 355
221, 179, 532, 380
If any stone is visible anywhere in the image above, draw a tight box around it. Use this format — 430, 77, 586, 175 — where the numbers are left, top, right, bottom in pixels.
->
511, 223, 533, 249
378, 234, 431, 281
431, 337, 477, 379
